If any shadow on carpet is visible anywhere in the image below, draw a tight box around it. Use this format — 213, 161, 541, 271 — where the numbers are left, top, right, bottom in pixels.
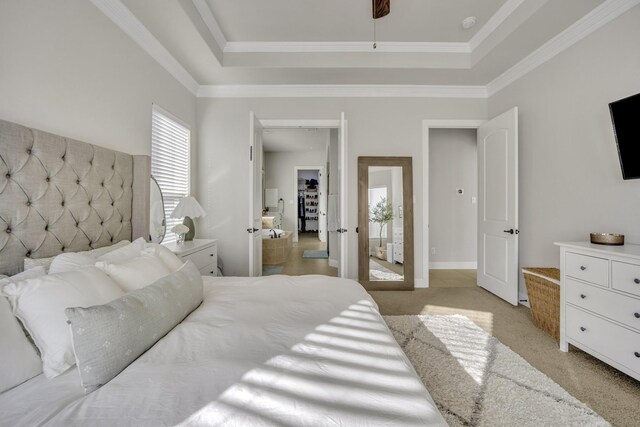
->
383, 314, 610, 427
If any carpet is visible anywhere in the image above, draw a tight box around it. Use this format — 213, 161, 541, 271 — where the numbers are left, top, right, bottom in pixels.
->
262, 265, 283, 275
302, 250, 329, 259
384, 314, 609, 427
369, 258, 403, 281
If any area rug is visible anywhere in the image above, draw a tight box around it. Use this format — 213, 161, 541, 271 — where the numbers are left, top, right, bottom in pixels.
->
383, 315, 609, 427
369, 258, 403, 281
262, 265, 283, 275
302, 250, 329, 259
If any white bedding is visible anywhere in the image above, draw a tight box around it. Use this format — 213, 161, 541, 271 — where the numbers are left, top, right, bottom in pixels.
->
0, 275, 445, 426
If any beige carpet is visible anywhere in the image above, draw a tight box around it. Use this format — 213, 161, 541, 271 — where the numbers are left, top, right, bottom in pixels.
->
385, 315, 608, 426
368, 271, 640, 427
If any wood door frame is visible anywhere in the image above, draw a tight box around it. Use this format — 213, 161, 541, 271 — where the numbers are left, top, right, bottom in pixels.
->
422, 119, 485, 287
358, 156, 414, 291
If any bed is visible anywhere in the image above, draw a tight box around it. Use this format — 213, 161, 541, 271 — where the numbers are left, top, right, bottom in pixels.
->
0, 120, 446, 426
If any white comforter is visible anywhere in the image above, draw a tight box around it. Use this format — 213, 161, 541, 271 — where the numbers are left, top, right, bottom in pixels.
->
0, 275, 445, 426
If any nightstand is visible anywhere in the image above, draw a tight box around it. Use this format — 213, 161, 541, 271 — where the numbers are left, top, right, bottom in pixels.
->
164, 239, 218, 276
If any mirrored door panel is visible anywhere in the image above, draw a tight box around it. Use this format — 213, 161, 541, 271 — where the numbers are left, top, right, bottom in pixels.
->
358, 157, 413, 290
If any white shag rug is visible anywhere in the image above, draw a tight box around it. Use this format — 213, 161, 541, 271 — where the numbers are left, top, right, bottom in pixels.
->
369, 259, 404, 281
384, 315, 610, 427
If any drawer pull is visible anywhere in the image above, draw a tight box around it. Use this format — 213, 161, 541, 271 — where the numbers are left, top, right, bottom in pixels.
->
210, 271, 214, 274
580, 294, 586, 299
210, 253, 214, 257
635, 352, 640, 358
580, 266, 587, 271
635, 313, 640, 319
580, 326, 587, 332
635, 278, 640, 284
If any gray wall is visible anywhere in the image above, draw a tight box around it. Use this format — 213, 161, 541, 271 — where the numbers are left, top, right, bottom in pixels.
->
0, 0, 197, 184
196, 97, 487, 278
488, 5, 640, 299
429, 128, 478, 266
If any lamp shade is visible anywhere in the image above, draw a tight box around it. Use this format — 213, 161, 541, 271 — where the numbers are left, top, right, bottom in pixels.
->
170, 196, 207, 219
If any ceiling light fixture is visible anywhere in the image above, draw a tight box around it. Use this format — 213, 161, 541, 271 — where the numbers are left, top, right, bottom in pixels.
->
372, 0, 390, 49
462, 16, 477, 30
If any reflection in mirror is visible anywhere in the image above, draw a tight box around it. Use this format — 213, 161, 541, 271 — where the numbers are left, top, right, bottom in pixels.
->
368, 166, 404, 281
149, 176, 166, 243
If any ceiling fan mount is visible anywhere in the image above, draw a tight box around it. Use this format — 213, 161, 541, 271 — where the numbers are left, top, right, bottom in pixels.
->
372, 0, 390, 19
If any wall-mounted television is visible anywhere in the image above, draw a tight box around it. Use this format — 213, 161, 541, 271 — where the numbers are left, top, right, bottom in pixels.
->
609, 92, 640, 180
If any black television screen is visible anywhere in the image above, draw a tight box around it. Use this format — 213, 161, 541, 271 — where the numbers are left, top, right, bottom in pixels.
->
610, 92, 640, 180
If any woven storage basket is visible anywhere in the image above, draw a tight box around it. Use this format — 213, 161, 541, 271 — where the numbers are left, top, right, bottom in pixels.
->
523, 268, 560, 340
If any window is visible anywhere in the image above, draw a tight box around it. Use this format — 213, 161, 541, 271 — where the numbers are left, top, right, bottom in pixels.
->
151, 105, 190, 243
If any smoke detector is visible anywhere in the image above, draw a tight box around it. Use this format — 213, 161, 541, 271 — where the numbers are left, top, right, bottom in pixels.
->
462, 16, 477, 30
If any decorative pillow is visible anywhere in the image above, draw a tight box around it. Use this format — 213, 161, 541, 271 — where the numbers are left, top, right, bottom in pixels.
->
48, 253, 96, 274
23, 240, 131, 273
2, 267, 125, 378
96, 238, 146, 264
66, 261, 203, 392
0, 297, 42, 393
143, 244, 184, 272
95, 252, 171, 293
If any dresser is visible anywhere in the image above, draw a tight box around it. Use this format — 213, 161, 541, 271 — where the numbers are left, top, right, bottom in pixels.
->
556, 242, 640, 381
164, 239, 218, 276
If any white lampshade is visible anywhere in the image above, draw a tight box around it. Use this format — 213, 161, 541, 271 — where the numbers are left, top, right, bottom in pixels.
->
170, 196, 207, 219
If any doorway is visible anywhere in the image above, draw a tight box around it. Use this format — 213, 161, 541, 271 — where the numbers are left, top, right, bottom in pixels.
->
249, 116, 349, 278
423, 109, 519, 305
428, 128, 478, 288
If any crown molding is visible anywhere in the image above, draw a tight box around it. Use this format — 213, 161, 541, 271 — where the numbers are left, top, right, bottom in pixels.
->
224, 41, 470, 54
192, 0, 227, 51
90, 0, 199, 95
468, 0, 526, 51
197, 84, 488, 98
487, 0, 640, 96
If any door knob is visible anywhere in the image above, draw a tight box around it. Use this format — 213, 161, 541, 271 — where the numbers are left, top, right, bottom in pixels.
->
635, 352, 640, 358
580, 294, 586, 299
503, 229, 514, 234
580, 266, 587, 271
580, 327, 586, 332
634, 278, 640, 284
634, 312, 640, 319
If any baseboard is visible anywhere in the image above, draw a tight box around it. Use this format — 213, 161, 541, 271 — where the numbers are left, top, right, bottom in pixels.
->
328, 259, 339, 268
429, 262, 477, 270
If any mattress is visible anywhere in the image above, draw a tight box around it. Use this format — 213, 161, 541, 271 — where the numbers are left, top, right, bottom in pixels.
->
0, 275, 445, 426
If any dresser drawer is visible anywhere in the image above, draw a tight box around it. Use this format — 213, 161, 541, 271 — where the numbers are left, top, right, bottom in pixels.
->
565, 252, 609, 287
612, 261, 640, 298
566, 278, 640, 332
566, 305, 640, 376
182, 245, 217, 270
199, 264, 217, 277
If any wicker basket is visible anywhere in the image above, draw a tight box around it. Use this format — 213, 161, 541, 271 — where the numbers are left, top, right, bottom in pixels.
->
522, 268, 560, 340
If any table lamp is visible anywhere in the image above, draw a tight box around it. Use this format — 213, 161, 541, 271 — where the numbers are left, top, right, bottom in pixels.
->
171, 196, 207, 241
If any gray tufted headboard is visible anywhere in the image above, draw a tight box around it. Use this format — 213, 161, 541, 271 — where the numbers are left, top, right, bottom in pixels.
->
0, 119, 149, 275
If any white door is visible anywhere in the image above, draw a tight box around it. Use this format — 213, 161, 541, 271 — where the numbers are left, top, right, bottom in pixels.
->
338, 112, 348, 278
318, 169, 327, 242
477, 107, 519, 305
248, 112, 263, 277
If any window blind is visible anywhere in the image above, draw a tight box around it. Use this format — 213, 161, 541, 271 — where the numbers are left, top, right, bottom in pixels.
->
151, 105, 190, 244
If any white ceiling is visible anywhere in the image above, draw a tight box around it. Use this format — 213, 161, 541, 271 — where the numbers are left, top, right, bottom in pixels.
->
206, 0, 506, 42
263, 129, 329, 153
112, 0, 614, 90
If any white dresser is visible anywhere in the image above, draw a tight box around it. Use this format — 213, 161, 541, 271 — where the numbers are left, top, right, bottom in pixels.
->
556, 242, 640, 381
164, 239, 218, 276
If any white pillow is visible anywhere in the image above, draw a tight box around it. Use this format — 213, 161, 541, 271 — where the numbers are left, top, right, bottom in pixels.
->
143, 244, 184, 272
95, 252, 172, 293
2, 267, 125, 379
96, 237, 146, 264
0, 267, 46, 289
48, 252, 96, 274
0, 297, 43, 393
